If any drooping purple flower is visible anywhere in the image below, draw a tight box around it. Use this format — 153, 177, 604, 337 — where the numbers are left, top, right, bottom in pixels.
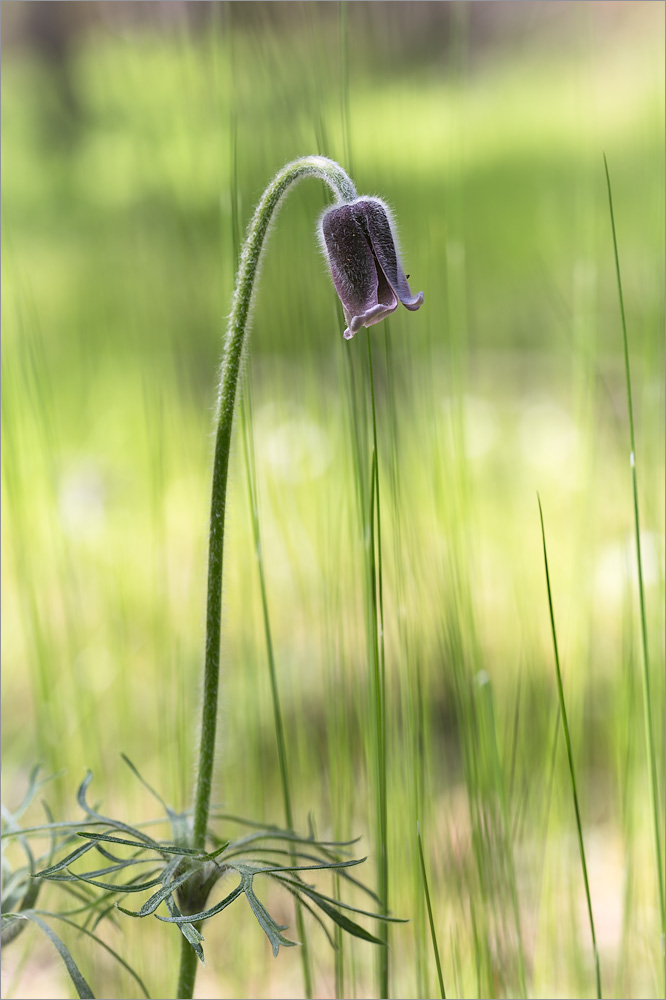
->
320, 196, 424, 340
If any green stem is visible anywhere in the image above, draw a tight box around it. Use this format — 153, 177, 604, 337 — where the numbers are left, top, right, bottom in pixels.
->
179, 157, 356, 1000
366, 331, 389, 997
603, 153, 665, 942
176, 930, 199, 1000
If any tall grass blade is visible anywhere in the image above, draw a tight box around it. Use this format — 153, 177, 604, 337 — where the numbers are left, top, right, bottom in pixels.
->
366, 330, 389, 997
478, 675, 527, 997
603, 152, 665, 940
339, 0, 352, 176
239, 382, 314, 996
538, 495, 602, 999
417, 822, 446, 999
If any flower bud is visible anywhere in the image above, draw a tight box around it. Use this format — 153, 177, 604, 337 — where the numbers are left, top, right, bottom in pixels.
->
320, 197, 424, 340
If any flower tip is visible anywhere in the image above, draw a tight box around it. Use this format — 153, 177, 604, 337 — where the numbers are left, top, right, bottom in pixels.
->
402, 290, 424, 312
343, 327, 355, 341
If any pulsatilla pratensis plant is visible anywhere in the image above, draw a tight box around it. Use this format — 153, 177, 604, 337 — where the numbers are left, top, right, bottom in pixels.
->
1, 157, 423, 1000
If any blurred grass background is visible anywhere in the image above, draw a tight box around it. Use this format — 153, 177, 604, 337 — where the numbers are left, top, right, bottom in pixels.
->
1, 2, 664, 997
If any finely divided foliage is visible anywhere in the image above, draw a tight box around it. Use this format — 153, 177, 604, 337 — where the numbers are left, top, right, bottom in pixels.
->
2, 760, 404, 1000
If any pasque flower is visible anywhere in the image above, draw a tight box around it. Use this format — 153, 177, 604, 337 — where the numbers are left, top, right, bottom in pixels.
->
320, 196, 424, 340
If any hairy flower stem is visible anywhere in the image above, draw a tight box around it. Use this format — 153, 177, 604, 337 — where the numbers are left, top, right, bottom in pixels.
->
179, 157, 356, 1000
176, 929, 199, 1000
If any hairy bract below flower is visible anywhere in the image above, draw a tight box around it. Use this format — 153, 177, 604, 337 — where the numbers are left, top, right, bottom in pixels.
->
320, 196, 424, 340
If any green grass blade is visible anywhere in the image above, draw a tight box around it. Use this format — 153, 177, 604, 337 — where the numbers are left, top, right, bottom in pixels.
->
239, 376, 314, 995
417, 822, 446, 999
603, 152, 665, 940
538, 495, 602, 999
366, 329, 390, 998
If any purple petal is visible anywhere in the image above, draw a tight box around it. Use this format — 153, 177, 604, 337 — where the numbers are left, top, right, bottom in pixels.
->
344, 298, 398, 340
322, 204, 379, 318
323, 204, 399, 339
357, 199, 424, 311
321, 196, 423, 340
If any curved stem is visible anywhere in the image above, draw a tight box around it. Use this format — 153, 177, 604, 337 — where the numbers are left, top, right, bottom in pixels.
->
176, 157, 355, 1000
192, 157, 355, 854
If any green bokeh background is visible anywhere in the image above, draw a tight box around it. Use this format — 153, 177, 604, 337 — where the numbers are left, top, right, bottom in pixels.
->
2, 3, 664, 998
